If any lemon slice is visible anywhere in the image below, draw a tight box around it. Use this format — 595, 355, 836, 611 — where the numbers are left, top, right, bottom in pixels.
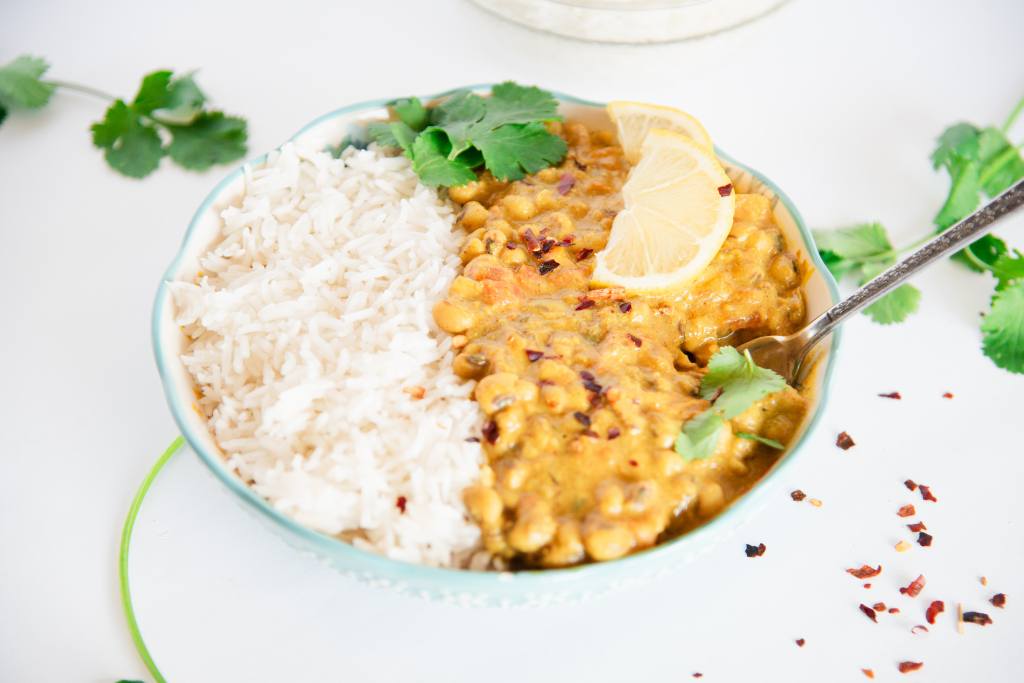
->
592, 128, 735, 293
607, 100, 714, 163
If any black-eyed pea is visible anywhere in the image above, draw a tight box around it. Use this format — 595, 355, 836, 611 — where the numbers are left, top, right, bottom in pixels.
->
459, 236, 486, 263
535, 188, 559, 212
450, 275, 483, 299
487, 219, 515, 238
478, 465, 496, 487
514, 378, 539, 403
697, 482, 725, 517
500, 246, 527, 266
540, 383, 568, 413
653, 449, 684, 477
499, 459, 528, 490
508, 495, 556, 552
629, 508, 667, 546
542, 520, 585, 567
586, 180, 612, 196
459, 201, 490, 230
596, 480, 624, 516
623, 480, 657, 514
452, 351, 489, 379
483, 228, 508, 255
549, 211, 575, 237
433, 300, 475, 334
474, 372, 521, 414
568, 201, 589, 219
503, 195, 538, 221
464, 485, 504, 528
537, 167, 561, 184
537, 359, 575, 384
769, 254, 800, 288
495, 404, 525, 443
448, 180, 486, 204
581, 516, 635, 561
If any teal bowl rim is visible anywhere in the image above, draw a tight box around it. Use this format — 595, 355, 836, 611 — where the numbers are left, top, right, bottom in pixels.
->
152, 84, 841, 590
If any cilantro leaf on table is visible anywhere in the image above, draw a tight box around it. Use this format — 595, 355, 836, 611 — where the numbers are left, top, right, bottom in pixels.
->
990, 251, 1024, 290
699, 347, 786, 418
131, 70, 174, 115
474, 122, 568, 181
410, 128, 477, 187
370, 82, 567, 187
165, 112, 247, 171
813, 223, 920, 323
0, 55, 55, 114
90, 100, 164, 178
981, 281, 1024, 373
674, 411, 725, 461
157, 73, 206, 124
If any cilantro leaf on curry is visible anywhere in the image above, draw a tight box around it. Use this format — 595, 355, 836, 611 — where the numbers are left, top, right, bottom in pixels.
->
675, 347, 787, 461
370, 82, 567, 186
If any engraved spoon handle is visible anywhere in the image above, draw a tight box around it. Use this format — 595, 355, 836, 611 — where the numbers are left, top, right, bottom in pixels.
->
802, 178, 1024, 351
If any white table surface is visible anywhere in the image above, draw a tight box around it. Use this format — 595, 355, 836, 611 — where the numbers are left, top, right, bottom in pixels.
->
3, 1, 1023, 681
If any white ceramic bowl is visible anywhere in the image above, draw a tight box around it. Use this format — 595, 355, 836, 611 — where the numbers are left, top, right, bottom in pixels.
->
152, 86, 840, 606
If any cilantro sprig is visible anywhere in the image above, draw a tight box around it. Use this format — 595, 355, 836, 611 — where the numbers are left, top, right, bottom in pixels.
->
675, 347, 787, 460
0, 54, 248, 178
368, 82, 568, 187
814, 95, 1024, 373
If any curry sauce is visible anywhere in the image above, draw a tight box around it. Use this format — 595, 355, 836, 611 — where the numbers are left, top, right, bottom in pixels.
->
433, 121, 807, 568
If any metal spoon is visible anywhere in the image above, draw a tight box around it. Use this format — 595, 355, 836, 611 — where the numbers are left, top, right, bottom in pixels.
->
738, 178, 1024, 385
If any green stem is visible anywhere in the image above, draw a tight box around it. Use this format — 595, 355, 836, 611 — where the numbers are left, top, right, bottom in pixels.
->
45, 79, 117, 102
119, 436, 183, 683
961, 246, 993, 273
979, 146, 1021, 186
1002, 95, 1024, 134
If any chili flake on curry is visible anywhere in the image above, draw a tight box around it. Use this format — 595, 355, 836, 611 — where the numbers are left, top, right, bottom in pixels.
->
432, 120, 808, 567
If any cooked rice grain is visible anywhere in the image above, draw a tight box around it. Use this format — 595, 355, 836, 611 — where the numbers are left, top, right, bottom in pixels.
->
171, 142, 484, 567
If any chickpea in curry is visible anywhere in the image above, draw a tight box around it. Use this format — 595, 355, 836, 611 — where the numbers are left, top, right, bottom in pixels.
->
432, 120, 808, 568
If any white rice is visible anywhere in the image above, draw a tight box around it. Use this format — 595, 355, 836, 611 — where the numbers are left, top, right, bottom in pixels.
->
170, 142, 486, 567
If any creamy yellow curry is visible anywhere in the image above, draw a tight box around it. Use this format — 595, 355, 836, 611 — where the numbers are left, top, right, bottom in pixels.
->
432, 121, 808, 568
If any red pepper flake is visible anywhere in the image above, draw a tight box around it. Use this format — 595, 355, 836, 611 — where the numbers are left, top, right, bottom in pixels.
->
581, 429, 599, 438
889, 607, 900, 614
907, 521, 927, 532
557, 235, 576, 247
627, 333, 642, 347
836, 431, 856, 450
580, 370, 595, 381
919, 484, 937, 502
898, 661, 923, 674
904, 479, 918, 491
583, 380, 603, 394
863, 583, 872, 589
557, 172, 576, 195
465, 436, 480, 443
505, 241, 518, 249
942, 391, 954, 399
925, 600, 944, 624
618, 301, 632, 313
745, 543, 766, 557
862, 669, 875, 679
396, 496, 407, 513
717, 183, 733, 197
795, 638, 805, 647
573, 411, 591, 427
692, 674, 703, 679
482, 420, 499, 444
523, 227, 540, 252
628, 458, 637, 467
859, 603, 878, 622
575, 297, 596, 311
525, 349, 544, 362
538, 259, 559, 275
576, 247, 594, 261
911, 624, 928, 635
539, 238, 556, 255
917, 532, 933, 547
991, 593, 1007, 608
897, 504, 916, 517
962, 611, 992, 626
900, 575, 926, 597
878, 391, 902, 399
790, 489, 807, 501
847, 565, 883, 579
608, 427, 621, 440
873, 602, 887, 612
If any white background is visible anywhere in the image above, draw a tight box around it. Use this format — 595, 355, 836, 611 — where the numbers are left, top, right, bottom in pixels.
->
2, 1, 1024, 681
